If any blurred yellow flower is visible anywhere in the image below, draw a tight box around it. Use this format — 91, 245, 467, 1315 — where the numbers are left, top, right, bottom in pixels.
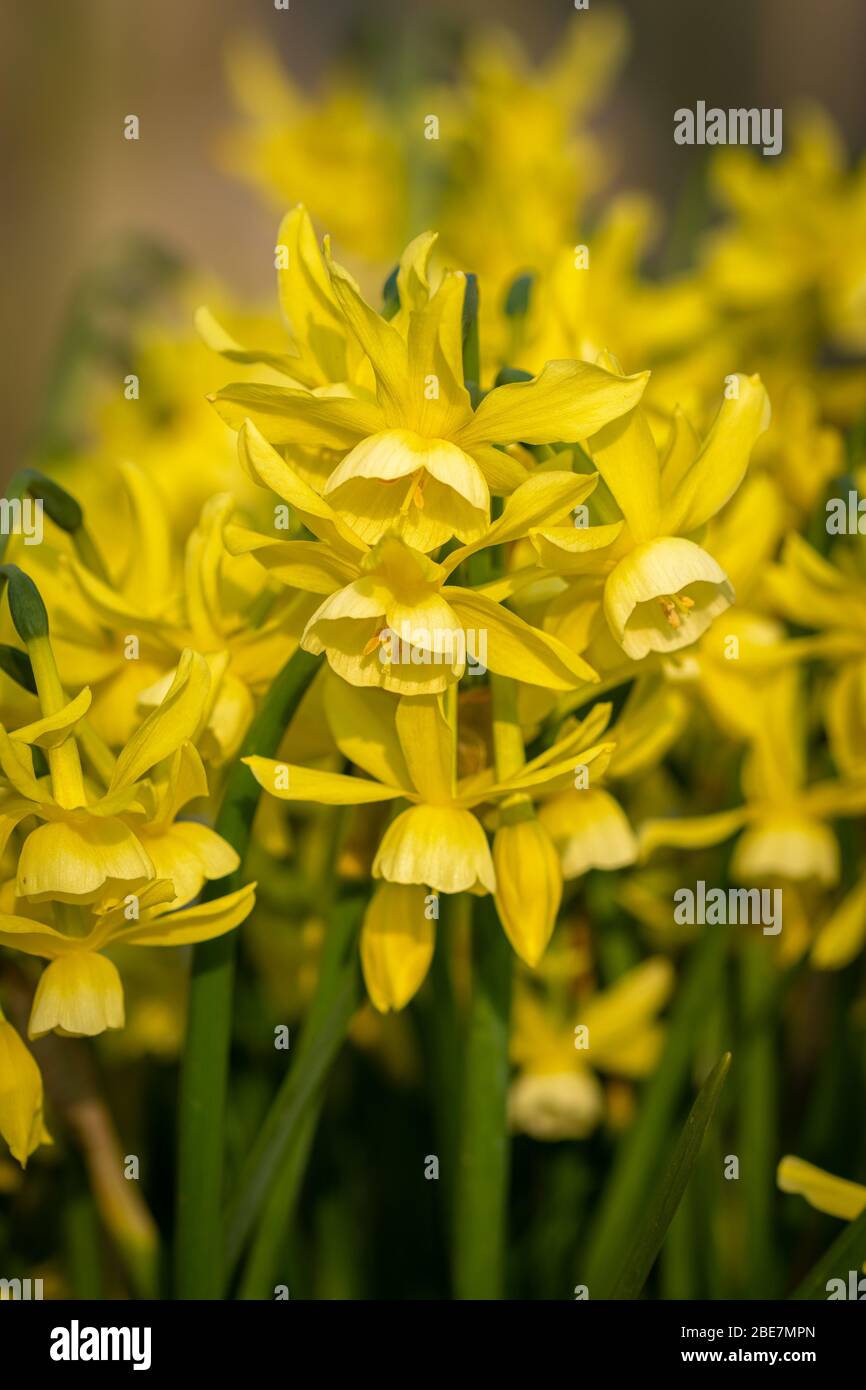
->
508, 956, 673, 1140
0, 1011, 51, 1167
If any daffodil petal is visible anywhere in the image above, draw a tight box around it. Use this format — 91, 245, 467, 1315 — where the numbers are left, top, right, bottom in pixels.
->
374, 803, 495, 894
237, 419, 368, 557
579, 958, 674, 1062
639, 806, 751, 857
588, 354, 660, 539
245, 756, 404, 805
457, 359, 649, 448
539, 787, 637, 877
447, 587, 598, 689
777, 1156, 866, 1222
12, 687, 92, 750
493, 818, 561, 965
811, 876, 866, 970
16, 817, 155, 903
667, 374, 771, 533
361, 882, 434, 1013
109, 650, 211, 791
395, 695, 454, 803
323, 680, 413, 790
444, 467, 599, 574
0, 1020, 51, 1166
604, 537, 733, 659
29, 954, 125, 1039
117, 882, 256, 946
211, 382, 382, 449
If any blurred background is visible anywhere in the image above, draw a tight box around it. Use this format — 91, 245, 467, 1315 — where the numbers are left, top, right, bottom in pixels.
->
2, 0, 865, 475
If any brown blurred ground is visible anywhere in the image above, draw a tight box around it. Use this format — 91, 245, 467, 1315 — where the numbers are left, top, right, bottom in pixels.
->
1, 0, 864, 476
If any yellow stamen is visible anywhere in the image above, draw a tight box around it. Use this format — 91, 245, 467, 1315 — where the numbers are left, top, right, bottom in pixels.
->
362, 628, 386, 657
658, 597, 681, 629
400, 472, 426, 515
658, 592, 696, 628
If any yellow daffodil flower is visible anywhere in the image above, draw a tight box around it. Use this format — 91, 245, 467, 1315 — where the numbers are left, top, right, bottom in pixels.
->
221, 40, 406, 263
228, 422, 602, 694
59, 469, 300, 758
767, 534, 866, 776
705, 111, 866, 352
508, 956, 673, 1140
0, 642, 217, 906
211, 235, 649, 553
512, 197, 711, 380
640, 670, 866, 890
777, 1155, 866, 1222
531, 366, 771, 661
536, 680, 688, 878
0, 880, 255, 1039
434, 12, 627, 323
0, 1008, 51, 1166
245, 681, 614, 1004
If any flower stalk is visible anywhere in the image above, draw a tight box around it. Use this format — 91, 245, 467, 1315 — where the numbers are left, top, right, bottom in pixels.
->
452, 670, 520, 1298
174, 648, 321, 1299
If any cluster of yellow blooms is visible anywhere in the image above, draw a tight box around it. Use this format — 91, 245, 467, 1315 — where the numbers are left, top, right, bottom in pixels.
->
2, 11, 866, 1243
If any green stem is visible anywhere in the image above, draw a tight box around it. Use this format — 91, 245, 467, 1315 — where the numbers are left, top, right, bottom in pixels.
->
226, 896, 363, 1284
581, 928, 727, 1297
234, 810, 353, 1300
174, 648, 321, 1299
237, 1104, 321, 1299
64, 1189, 104, 1300
609, 1052, 731, 1300
453, 892, 513, 1299
738, 937, 780, 1297
791, 1203, 866, 1300
423, 893, 463, 1232
450, 525, 518, 1298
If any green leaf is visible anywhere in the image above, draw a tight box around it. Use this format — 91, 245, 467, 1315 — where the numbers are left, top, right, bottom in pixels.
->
462, 273, 480, 390
226, 895, 364, 1283
0, 643, 36, 693
790, 1203, 866, 1300
580, 928, 727, 1297
610, 1051, 732, 1300
452, 893, 513, 1299
174, 647, 322, 1300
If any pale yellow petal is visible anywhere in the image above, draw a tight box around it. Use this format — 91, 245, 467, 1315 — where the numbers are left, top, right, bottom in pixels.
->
29, 954, 125, 1039
374, 804, 494, 894
457, 360, 649, 448
667, 374, 771, 533
777, 1156, 866, 1222
245, 756, 404, 805
811, 876, 866, 970
447, 588, 598, 689
539, 788, 637, 878
0, 1019, 51, 1166
493, 818, 562, 966
604, 537, 733, 660
361, 882, 434, 1013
